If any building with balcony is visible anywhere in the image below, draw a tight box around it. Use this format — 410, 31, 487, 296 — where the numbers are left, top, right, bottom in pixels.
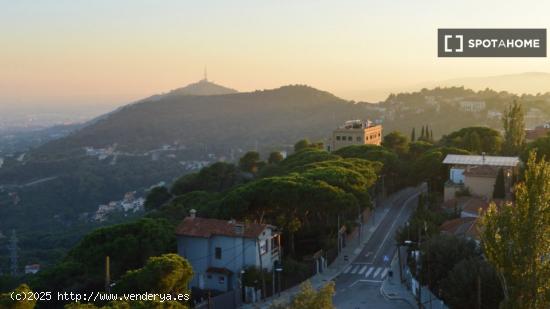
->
176, 210, 280, 293
328, 119, 382, 152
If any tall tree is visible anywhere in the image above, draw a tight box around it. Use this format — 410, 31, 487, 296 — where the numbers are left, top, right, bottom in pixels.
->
294, 139, 311, 152
382, 131, 409, 157
440, 258, 503, 309
115, 253, 193, 294
239, 151, 261, 174
492, 168, 506, 199
411, 127, 416, 142
481, 151, 550, 308
424, 126, 426, 141
502, 101, 525, 155
268, 151, 284, 164
289, 281, 335, 309
0, 284, 36, 309
144, 186, 172, 210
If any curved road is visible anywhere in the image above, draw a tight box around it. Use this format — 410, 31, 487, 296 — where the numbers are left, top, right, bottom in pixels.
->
333, 188, 421, 309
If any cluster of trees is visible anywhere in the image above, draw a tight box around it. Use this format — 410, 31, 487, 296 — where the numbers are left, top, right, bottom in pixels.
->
31, 218, 177, 296
481, 152, 550, 308
396, 196, 504, 308
410, 125, 434, 143
1, 254, 193, 309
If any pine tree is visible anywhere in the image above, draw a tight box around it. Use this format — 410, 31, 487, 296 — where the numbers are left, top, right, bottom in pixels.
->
492, 168, 506, 199
430, 129, 434, 142
421, 126, 425, 140
411, 128, 416, 142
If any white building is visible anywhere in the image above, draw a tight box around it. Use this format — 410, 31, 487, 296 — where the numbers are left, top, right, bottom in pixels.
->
459, 100, 486, 113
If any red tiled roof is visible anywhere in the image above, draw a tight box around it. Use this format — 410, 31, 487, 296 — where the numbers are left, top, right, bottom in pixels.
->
175, 217, 271, 239
462, 198, 490, 216
463, 165, 498, 178
206, 267, 233, 275
440, 217, 478, 239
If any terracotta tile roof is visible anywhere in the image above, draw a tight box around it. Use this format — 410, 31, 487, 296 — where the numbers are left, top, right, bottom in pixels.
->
440, 217, 479, 240
175, 216, 271, 239
463, 165, 499, 178
206, 267, 233, 275
461, 198, 490, 216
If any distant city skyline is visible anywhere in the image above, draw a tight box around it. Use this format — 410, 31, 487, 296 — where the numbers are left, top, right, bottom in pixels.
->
2, 0, 550, 110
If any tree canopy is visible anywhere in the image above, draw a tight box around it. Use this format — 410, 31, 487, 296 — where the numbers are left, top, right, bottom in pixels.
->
440, 126, 502, 154
502, 101, 525, 155
481, 151, 550, 308
114, 254, 193, 294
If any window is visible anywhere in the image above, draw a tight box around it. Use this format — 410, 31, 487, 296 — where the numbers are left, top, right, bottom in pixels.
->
219, 276, 225, 284
260, 239, 268, 255
347, 136, 352, 141
356, 136, 361, 141
215, 247, 222, 259
336, 136, 341, 141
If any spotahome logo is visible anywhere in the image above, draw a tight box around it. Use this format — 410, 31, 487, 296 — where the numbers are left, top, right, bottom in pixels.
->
438, 29, 546, 57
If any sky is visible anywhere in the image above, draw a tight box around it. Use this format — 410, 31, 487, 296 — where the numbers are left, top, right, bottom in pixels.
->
2, 0, 550, 112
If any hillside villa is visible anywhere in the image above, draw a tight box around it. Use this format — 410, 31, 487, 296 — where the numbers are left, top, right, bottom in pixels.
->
176, 210, 280, 294
443, 154, 520, 202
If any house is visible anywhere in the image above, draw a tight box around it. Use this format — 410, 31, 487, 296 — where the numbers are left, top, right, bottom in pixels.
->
440, 217, 479, 241
443, 154, 520, 201
176, 210, 280, 293
24, 264, 40, 274
458, 100, 486, 113
525, 123, 550, 141
328, 119, 382, 152
442, 196, 490, 218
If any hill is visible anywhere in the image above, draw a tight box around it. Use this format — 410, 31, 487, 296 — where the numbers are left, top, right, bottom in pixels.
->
425, 72, 550, 95
2, 82, 550, 270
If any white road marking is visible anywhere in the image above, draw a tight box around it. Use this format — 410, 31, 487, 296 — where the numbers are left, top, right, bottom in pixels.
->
358, 266, 367, 274
365, 267, 374, 278
381, 268, 389, 279
350, 265, 360, 274
373, 267, 383, 278
370, 193, 420, 263
343, 265, 352, 274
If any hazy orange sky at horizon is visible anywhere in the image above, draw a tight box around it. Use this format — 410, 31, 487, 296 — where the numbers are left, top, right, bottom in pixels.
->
2, 0, 550, 110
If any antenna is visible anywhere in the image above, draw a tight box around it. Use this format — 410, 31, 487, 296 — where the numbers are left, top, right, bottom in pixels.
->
203, 65, 208, 81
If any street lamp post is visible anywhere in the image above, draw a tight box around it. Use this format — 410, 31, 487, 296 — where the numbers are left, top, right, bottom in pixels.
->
274, 262, 283, 297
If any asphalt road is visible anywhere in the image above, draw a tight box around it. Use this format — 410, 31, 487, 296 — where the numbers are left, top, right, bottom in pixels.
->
333, 188, 420, 309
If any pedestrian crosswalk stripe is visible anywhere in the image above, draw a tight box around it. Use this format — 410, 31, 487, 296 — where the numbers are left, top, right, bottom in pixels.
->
350, 265, 360, 274
358, 266, 367, 274
365, 267, 374, 277
381, 268, 389, 279
373, 267, 382, 278
343, 265, 352, 274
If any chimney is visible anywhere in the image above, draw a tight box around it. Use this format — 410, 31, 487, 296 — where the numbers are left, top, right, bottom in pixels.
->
189, 209, 196, 219
234, 223, 244, 235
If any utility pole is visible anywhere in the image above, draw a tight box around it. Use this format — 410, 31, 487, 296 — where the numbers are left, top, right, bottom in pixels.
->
397, 244, 403, 283
337, 215, 340, 256
477, 274, 482, 309
257, 239, 266, 299
105, 256, 111, 292
8, 229, 18, 276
